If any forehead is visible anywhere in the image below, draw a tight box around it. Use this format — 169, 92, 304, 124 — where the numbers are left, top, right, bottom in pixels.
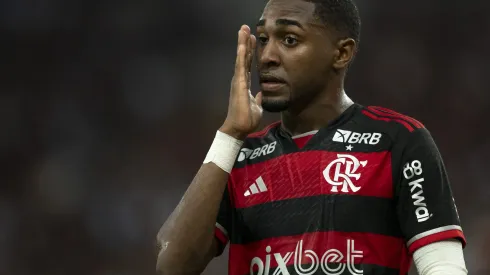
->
260, 0, 318, 25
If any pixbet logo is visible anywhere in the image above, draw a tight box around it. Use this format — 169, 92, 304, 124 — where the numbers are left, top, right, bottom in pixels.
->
323, 154, 368, 193
238, 141, 277, 162
249, 239, 363, 275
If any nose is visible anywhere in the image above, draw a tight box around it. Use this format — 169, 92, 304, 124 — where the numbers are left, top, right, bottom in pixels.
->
258, 40, 281, 69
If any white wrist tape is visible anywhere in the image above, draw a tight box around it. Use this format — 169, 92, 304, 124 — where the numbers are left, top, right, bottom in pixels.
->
413, 240, 467, 275
203, 130, 244, 173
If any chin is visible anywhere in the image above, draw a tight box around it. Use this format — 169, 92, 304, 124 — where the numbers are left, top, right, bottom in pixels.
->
261, 97, 290, 113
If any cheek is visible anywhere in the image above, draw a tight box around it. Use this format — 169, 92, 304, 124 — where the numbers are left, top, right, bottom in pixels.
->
285, 50, 329, 81
282, 47, 312, 76
288, 45, 331, 68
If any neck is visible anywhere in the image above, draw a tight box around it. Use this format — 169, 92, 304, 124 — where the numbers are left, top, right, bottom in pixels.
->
280, 83, 354, 136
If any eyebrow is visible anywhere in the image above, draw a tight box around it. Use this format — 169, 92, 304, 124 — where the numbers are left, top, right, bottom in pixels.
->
256, 18, 305, 30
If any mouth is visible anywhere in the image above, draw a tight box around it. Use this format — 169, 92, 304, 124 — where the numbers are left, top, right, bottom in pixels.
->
259, 74, 287, 92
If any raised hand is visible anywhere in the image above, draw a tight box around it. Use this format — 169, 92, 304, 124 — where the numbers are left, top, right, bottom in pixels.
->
220, 25, 263, 140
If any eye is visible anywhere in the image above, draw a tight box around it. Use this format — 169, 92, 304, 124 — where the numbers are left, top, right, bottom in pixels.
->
283, 35, 298, 46
258, 34, 268, 45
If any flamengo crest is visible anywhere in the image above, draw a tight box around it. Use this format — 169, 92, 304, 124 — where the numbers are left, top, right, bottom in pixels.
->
323, 154, 367, 193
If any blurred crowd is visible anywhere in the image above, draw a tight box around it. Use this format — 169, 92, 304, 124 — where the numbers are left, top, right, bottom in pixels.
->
1, 0, 489, 274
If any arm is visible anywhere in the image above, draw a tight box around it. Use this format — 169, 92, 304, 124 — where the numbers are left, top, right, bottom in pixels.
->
156, 155, 233, 275
156, 25, 262, 275
413, 240, 467, 275
395, 127, 467, 271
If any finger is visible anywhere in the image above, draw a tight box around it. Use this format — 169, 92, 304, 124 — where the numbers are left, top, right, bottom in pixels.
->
237, 25, 250, 54
247, 34, 256, 73
238, 25, 250, 74
246, 33, 252, 71
255, 91, 263, 107
244, 33, 255, 89
247, 72, 251, 89
234, 31, 245, 78
234, 26, 250, 79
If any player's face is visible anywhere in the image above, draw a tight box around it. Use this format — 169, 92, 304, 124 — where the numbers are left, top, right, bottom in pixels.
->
256, 0, 338, 113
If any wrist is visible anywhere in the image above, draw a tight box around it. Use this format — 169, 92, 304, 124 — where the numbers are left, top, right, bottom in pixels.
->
218, 125, 248, 141
203, 130, 244, 173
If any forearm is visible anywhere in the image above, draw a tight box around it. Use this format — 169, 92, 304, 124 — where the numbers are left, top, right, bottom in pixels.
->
157, 163, 229, 269
413, 239, 467, 275
156, 130, 243, 274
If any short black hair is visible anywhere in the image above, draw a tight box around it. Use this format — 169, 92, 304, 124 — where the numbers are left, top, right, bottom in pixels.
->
306, 0, 361, 45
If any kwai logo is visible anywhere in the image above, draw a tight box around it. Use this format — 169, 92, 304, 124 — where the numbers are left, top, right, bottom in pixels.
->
403, 160, 432, 223
249, 239, 363, 275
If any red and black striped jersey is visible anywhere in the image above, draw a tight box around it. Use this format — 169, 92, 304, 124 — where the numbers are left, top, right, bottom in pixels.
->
214, 103, 466, 275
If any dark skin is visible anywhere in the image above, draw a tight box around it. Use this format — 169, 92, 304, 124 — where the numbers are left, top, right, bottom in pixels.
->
155, 1, 358, 274
257, 0, 357, 136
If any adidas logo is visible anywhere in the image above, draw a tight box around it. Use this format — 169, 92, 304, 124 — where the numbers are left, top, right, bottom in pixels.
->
244, 176, 268, 197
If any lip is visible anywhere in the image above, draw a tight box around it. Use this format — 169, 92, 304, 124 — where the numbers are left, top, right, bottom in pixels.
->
260, 82, 286, 91
259, 73, 287, 92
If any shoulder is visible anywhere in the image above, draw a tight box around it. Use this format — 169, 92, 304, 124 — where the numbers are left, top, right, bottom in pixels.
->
242, 121, 281, 145
247, 121, 281, 139
355, 105, 428, 144
234, 121, 281, 164
355, 106, 444, 167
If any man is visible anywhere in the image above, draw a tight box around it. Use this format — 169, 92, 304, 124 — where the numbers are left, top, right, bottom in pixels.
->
156, 0, 468, 274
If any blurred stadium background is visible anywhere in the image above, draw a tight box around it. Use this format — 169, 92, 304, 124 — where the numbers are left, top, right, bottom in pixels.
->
1, 0, 489, 274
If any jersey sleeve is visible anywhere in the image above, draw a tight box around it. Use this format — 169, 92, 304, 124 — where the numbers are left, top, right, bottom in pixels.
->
395, 128, 466, 254
214, 182, 232, 256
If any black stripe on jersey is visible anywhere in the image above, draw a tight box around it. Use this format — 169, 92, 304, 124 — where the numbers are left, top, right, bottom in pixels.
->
232, 195, 402, 244
247, 263, 401, 275
234, 130, 285, 169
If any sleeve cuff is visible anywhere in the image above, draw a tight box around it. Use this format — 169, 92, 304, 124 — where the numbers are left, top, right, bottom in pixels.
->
407, 225, 466, 254
214, 222, 229, 245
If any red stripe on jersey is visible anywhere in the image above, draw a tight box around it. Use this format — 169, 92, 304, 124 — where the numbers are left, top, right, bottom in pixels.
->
369, 106, 424, 129
215, 227, 228, 245
228, 231, 408, 275
231, 151, 393, 208
362, 110, 415, 132
408, 229, 466, 255
248, 121, 281, 138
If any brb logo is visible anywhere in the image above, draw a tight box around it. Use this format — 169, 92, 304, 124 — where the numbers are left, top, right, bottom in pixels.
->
323, 154, 368, 193
238, 141, 277, 162
333, 129, 382, 145
249, 239, 363, 275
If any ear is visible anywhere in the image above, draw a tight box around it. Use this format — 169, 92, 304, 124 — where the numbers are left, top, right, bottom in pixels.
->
333, 38, 357, 70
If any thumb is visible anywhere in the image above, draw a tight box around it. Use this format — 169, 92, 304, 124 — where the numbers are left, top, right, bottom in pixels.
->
255, 91, 263, 107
